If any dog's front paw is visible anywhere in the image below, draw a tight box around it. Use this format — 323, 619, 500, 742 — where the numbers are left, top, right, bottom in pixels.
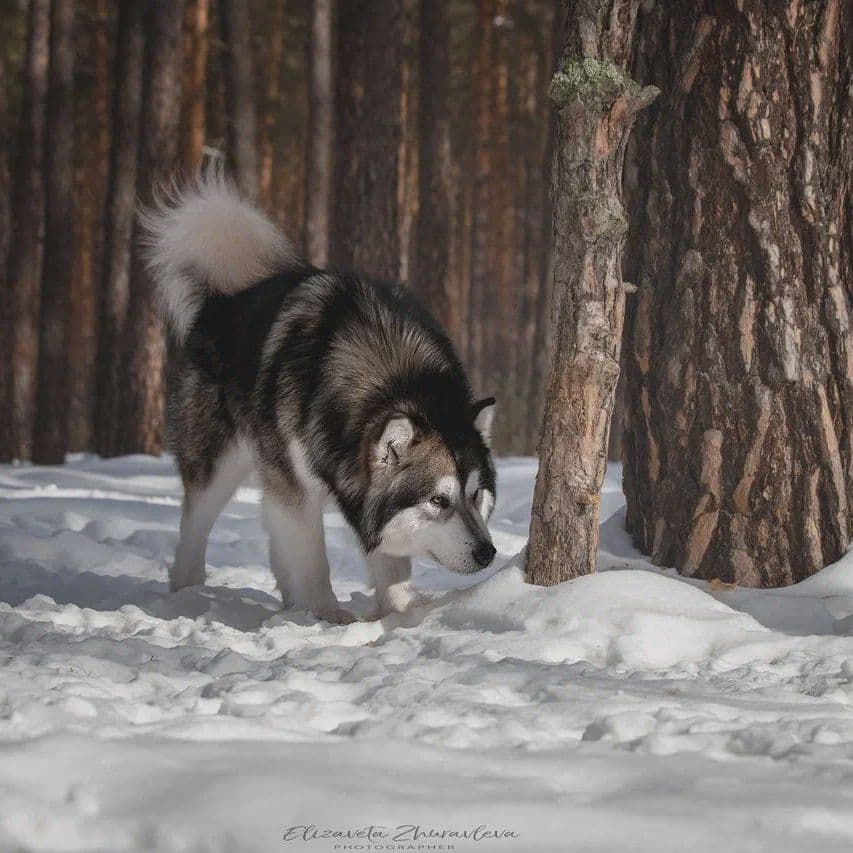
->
375, 582, 432, 618
313, 605, 359, 625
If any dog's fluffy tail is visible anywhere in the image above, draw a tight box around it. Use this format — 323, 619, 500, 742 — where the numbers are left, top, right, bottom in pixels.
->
141, 172, 299, 342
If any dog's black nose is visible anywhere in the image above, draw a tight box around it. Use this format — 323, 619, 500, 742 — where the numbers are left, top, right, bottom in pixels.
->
473, 542, 496, 567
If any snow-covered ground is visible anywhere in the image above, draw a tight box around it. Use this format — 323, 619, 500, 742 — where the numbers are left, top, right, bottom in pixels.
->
1, 455, 853, 852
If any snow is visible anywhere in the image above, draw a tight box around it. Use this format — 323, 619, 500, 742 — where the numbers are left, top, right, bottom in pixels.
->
1, 454, 853, 852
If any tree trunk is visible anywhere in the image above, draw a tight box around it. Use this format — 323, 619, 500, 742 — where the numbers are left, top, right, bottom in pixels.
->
513, 0, 560, 453
623, 1, 853, 586
68, 0, 112, 452
117, 0, 184, 456
304, 0, 333, 266
397, 0, 419, 283
2, 0, 50, 462
33, 0, 76, 464
466, 0, 497, 396
412, 0, 451, 326
220, 0, 258, 199
331, 0, 404, 281
180, 0, 210, 174
96, 0, 146, 457
256, 0, 284, 212
526, 0, 658, 585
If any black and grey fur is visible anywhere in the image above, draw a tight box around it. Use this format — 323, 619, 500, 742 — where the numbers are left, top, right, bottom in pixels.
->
144, 175, 497, 623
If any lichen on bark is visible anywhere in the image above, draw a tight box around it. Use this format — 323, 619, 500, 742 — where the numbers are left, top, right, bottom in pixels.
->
549, 57, 656, 113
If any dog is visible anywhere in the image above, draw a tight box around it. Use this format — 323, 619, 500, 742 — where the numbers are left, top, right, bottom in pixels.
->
143, 174, 497, 623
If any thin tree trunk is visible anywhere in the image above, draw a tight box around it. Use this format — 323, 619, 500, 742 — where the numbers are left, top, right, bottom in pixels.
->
397, 0, 419, 283
3, 0, 50, 462
623, 1, 853, 586
0, 48, 10, 461
96, 0, 146, 457
221, 0, 258, 199
33, 0, 76, 464
68, 0, 111, 452
117, 0, 184, 456
526, 0, 658, 585
181, 0, 210, 174
513, 0, 559, 453
256, 0, 284, 212
466, 0, 496, 395
304, 0, 333, 266
412, 0, 451, 326
331, 0, 404, 281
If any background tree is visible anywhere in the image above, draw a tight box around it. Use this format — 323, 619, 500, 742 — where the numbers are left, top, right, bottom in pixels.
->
412, 0, 452, 326
526, 0, 657, 585
67, 0, 111, 451
3, 0, 49, 462
117, 0, 184, 455
180, 0, 210, 174
33, 0, 75, 464
304, 0, 333, 267
331, 0, 404, 280
622, 1, 853, 586
221, 0, 258, 199
96, 0, 145, 457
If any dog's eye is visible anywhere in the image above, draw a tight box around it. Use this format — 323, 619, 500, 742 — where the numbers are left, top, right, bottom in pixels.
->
470, 489, 480, 503
430, 495, 450, 510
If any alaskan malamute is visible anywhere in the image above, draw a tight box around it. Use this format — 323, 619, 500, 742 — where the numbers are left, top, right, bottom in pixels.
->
143, 176, 496, 623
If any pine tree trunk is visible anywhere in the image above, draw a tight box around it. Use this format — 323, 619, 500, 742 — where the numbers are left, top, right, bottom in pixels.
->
304, 0, 333, 266
33, 0, 76, 464
466, 0, 497, 396
526, 0, 658, 585
3, 0, 50, 461
623, 1, 853, 586
221, 0, 258, 199
397, 0, 419, 283
117, 0, 184, 456
514, 0, 560, 453
331, 0, 404, 281
256, 0, 284, 212
180, 0, 210, 173
96, 0, 145, 457
68, 0, 112, 452
0, 46, 10, 461
412, 0, 451, 326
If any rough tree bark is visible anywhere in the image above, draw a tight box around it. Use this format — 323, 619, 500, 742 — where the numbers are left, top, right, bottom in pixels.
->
117, 0, 184, 455
331, 0, 404, 281
526, 0, 658, 585
33, 0, 76, 464
3, 0, 50, 461
220, 0, 258, 199
304, 0, 333, 266
412, 0, 451, 326
96, 0, 146, 457
623, 1, 853, 586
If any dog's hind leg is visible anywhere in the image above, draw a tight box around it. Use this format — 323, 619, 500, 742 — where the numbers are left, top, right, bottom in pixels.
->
172, 443, 253, 591
261, 481, 355, 625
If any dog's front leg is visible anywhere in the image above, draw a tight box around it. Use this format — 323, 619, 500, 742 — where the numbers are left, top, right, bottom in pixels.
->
262, 489, 355, 625
366, 553, 426, 617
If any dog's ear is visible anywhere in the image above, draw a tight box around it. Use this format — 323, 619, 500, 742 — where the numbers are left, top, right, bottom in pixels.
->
373, 416, 416, 469
472, 397, 496, 448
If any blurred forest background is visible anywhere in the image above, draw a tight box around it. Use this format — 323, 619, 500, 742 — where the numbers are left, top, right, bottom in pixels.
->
0, 0, 560, 464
